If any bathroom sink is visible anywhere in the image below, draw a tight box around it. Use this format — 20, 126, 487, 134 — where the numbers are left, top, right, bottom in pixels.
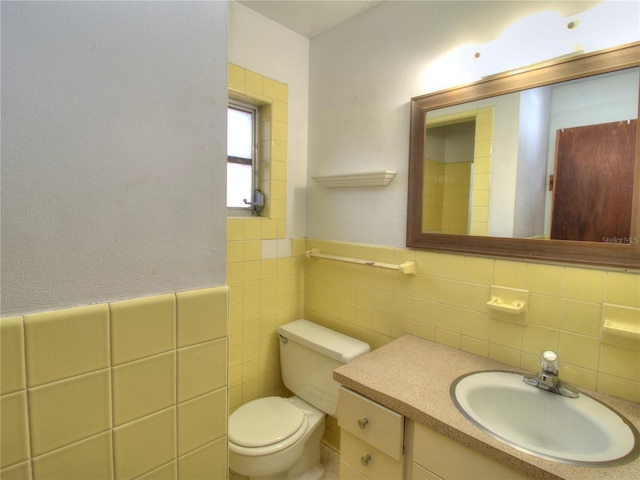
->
451, 371, 640, 466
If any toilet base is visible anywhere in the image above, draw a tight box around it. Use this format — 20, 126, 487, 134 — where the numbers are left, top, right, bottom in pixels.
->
242, 417, 324, 480
230, 398, 326, 480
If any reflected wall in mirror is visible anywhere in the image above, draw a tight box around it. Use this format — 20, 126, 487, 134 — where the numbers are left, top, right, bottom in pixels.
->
421, 68, 638, 241
407, 43, 640, 269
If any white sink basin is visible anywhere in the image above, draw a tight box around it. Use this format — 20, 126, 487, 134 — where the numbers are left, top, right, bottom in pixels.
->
451, 371, 639, 466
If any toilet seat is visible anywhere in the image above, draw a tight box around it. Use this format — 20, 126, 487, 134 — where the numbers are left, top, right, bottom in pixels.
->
229, 397, 309, 456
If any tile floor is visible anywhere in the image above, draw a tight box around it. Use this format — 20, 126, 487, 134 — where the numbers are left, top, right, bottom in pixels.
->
230, 442, 339, 480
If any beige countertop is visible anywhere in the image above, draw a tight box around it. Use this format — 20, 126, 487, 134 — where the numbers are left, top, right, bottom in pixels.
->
333, 335, 640, 480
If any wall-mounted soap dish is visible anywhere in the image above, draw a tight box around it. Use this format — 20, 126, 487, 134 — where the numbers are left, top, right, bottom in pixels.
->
486, 297, 525, 314
601, 303, 640, 349
486, 285, 529, 323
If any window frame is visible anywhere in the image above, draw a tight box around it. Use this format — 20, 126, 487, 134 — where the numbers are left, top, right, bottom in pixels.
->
227, 99, 260, 216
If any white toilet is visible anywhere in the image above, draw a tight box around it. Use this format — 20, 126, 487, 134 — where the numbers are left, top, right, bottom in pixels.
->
229, 319, 370, 480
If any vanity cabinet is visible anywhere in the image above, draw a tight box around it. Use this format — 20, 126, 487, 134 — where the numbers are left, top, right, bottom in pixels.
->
337, 387, 405, 479
409, 421, 530, 480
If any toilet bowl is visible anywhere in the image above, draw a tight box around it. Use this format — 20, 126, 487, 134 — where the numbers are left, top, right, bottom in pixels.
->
229, 396, 325, 480
228, 319, 370, 480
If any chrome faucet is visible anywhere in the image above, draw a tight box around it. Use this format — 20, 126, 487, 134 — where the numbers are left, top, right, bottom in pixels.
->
523, 350, 579, 398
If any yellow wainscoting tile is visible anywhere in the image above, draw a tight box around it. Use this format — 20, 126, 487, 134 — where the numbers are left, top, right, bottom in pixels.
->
1, 316, 25, 394
493, 259, 528, 290
599, 343, 640, 382
136, 461, 177, 480
227, 241, 245, 263
261, 218, 279, 240
0, 391, 30, 468
435, 328, 460, 350
273, 81, 288, 103
245, 69, 264, 98
31, 432, 113, 480
561, 299, 602, 338
112, 351, 176, 426
228, 64, 245, 93
527, 294, 562, 329
564, 267, 605, 303
558, 332, 600, 371
176, 286, 228, 348
527, 263, 564, 297
243, 260, 262, 283
598, 374, 640, 403
177, 338, 227, 403
435, 304, 462, 333
460, 336, 489, 358
488, 344, 520, 368
521, 325, 559, 356
0, 461, 31, 480
177, 438, 227, 480
110, 294, 175, 365
243, 240, 262, 262
113, 407, 176, 480
177, 388, 226, 456
558, 364, 597, 392
490, 319, 523, 349
461, 310, 490, 341
28, 370, 111, 456
605, 271, 640, 308
227, 218, 245, 241
464, 256, 494, 285
461, 283, 490, 313
244, 219, 262, 241
436, 253, 466, 280
24, 304, 109, 387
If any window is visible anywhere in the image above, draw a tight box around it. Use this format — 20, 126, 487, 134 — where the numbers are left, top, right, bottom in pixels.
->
227, 100, 262, 215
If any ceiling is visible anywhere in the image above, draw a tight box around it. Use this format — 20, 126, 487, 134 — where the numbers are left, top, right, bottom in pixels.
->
237, 0, 384, 38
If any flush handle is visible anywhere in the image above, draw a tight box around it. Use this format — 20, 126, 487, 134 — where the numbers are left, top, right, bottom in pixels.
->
360, 454, 372, 467
358, 417, 369, 429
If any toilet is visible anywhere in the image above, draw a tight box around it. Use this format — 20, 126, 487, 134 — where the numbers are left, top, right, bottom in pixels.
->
229, 319, 370, 480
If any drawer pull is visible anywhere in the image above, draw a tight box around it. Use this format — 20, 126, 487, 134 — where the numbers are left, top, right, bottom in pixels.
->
360, 454, 372, 466
358, 417, 369, 429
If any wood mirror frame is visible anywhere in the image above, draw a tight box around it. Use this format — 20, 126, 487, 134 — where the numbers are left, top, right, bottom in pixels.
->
407, 42, 640, 270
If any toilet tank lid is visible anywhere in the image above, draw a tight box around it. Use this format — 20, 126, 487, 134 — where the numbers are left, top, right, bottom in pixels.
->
278, 319, 370, 363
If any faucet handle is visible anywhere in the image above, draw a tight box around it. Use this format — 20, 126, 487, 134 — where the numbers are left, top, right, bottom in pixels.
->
540, 350, 559, 374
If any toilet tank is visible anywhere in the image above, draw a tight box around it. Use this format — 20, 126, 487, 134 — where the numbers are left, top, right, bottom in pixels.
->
278, 319, 370, 416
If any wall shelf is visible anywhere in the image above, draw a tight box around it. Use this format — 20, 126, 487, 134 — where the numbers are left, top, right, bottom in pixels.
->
312, 171, 396, 188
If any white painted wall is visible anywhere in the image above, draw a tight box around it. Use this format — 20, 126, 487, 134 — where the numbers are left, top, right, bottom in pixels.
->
1, 1, 229, 316
229, 1, 310, 238
306, 0, 639, 247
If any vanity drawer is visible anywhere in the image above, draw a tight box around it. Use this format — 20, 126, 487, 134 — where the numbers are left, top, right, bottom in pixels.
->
340, 430, 404, 480
338, 387, 404, 460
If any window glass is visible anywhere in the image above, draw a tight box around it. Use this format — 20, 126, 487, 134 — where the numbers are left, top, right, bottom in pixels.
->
227, 101, 258, 214
227, 162, 253, 208
227, 107, 253, 159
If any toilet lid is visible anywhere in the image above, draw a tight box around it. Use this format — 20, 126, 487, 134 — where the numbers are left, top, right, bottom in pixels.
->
229, 397, 306, 448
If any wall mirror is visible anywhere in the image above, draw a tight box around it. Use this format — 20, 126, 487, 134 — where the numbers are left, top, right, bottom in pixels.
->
407, 42, 640, 270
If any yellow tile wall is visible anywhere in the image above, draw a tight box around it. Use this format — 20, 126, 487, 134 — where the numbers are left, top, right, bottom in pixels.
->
442, 162, 471, 234
469, 107, 493, 236
227, 222, 306, 412
422, 159, 444, 232
0, 286, 229, 480
424, 107, 493, 236
228, 64, 288, 227
304, 238, 640, 404
226, 66, 306, 414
